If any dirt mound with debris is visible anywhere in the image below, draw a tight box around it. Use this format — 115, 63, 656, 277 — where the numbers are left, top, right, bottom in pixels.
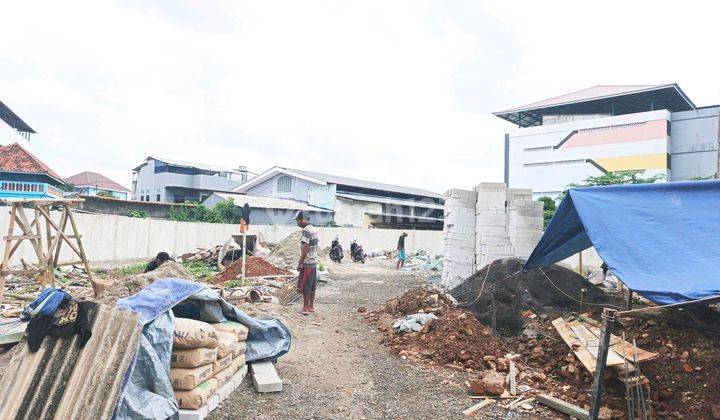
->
268, 231, 302, 269
451, 257, 619, 336
215, 256, 291, 282
95, 261, 193, 305
95, 276, 151, 305
368, 286, 504, 370
140, 261, 193, 282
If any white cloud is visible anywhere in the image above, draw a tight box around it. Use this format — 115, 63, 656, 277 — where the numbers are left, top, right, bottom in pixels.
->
0, 0, 717, 193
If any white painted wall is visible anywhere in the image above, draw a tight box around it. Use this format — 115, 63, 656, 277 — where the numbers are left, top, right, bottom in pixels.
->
0, 210, 442, 267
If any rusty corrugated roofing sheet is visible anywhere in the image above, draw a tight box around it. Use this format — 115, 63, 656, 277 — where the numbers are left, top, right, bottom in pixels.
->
0, 304, 142, 420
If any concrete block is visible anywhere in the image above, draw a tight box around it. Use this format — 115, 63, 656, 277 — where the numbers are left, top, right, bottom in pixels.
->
250, 361, 283, 393
179, 405, 209, 420
477, 225, 508, 237
474, 182, 506, 191
215, 379, 235, 402
207, 395, 220, 412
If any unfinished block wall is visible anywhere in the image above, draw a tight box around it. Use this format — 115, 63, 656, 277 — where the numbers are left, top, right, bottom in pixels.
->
441, 183, 543, 290
441, 189, 477, 289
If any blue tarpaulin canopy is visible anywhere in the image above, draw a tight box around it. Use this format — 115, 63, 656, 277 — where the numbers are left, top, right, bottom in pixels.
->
524, 180, 720, 304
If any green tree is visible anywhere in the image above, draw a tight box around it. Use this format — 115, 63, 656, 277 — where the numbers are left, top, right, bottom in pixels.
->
537, 196, 556, 229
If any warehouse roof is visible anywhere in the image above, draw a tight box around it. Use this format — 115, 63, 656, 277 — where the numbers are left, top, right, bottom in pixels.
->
207, 192, 333, 212
132, 156, 245, 174
494, 84, 695, 127
235, 166, 443, 200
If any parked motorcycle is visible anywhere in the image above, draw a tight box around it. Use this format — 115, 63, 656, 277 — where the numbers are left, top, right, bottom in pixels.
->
330, 236, 343, 263
349, 239, 365, 263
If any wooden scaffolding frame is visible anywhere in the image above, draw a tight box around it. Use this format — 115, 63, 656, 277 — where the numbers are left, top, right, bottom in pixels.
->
0, 199, 98, 301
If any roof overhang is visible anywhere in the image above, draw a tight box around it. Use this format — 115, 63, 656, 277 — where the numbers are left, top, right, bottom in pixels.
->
0, 100, 35, 134
494, 84, 695, 128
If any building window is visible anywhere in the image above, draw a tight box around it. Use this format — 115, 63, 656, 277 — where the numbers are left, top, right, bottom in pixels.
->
277, 176, 292, 193
524, 159, 586, 168
145, 194, 150, 201
156, 194, 161, 201
524, 146, 553, 152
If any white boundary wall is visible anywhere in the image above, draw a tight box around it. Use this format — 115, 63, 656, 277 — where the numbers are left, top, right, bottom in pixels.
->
0, 210, 443, 266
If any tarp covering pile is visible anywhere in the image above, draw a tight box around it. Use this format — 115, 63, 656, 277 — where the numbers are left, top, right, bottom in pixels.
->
524, 180, 720, 304
113, 278, 291, 419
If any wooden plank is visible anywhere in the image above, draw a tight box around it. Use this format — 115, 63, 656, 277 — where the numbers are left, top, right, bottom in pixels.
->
583, 323, 658, 363
552, 317, 598, 373
463, 399, 495, 416
3, 235, 41, 240
56, 260, 84, 267
570, 324, 626, 366
536, 394, 589, 420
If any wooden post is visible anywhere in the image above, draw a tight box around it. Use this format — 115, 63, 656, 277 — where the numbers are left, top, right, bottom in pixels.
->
0, 204, 17, 302
578, 251, 583, 275
241, 232, 247, 283
63, 203, 95, 294
589, 308, 616, 419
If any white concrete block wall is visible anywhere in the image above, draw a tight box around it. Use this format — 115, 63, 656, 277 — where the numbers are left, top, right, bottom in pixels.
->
0, 209, 444, 267
444, 183, 545, 286
441, 189, 477, 290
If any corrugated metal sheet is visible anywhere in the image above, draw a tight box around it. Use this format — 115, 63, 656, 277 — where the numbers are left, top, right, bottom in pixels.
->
0, 304, 142, 420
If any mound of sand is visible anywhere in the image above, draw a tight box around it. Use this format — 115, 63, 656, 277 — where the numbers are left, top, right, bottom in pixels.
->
268, 230, 302, 269
450, 257, 617, 336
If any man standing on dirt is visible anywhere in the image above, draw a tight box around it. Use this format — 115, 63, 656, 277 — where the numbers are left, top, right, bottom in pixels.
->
294, 210, 319, 315
396, 232, 408, 270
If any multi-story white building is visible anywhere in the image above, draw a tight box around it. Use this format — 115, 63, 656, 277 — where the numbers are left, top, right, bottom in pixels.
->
494, 84, 720, 198
132, 156, 251, 203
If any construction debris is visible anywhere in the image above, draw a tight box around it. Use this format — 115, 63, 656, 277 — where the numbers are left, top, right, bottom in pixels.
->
267, 230, 303, 269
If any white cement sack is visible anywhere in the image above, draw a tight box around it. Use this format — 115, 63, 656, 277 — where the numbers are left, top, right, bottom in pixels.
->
171, 347, 218, 368
174, 318, 218, 349
232, 341, 247, 359
215, 331, 239, 359
174, 378, 219, 410
211, 321, 249, 341
170, 364, 215, 391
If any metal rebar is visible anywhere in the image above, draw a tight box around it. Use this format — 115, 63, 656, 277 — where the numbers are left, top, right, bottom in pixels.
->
589, 308, 616, 420
633, 339, 648, 419
622, 332, 634, 418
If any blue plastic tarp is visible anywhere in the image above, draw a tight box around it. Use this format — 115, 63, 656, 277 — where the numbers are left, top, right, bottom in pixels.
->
113, 278, 292, 420
524, 180, 720, 304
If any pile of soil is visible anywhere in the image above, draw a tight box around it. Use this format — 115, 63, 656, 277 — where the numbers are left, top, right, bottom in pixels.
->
451, 257, 621, 336
96, 261, 194, 305
367, 286, 504, 370
215, 256, 291, 282
268, 231, 302, 269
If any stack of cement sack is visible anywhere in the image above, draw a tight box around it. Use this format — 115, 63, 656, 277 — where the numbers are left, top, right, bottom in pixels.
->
170, 318, 249, 410
441, 189, 477, 290
475, 183, 513, 269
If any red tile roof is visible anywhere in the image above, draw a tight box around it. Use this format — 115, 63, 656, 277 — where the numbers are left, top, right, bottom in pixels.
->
0, 142, 63, 181
64, 171, 130, 193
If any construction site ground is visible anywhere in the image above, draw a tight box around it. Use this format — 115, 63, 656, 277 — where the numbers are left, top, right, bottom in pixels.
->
209, 260, 526, 420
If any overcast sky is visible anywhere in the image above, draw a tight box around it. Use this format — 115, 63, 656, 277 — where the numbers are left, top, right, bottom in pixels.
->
1, 0, 718, 193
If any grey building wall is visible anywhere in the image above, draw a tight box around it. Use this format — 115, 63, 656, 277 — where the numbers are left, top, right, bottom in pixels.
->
670, 106, 720, 180
244, 174, 320, 202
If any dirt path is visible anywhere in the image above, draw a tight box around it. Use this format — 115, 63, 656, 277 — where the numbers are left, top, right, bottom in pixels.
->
210, 260, 512, 419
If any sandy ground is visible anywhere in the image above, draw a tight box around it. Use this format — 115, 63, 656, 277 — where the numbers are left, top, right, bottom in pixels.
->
210, 260, 523, 420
